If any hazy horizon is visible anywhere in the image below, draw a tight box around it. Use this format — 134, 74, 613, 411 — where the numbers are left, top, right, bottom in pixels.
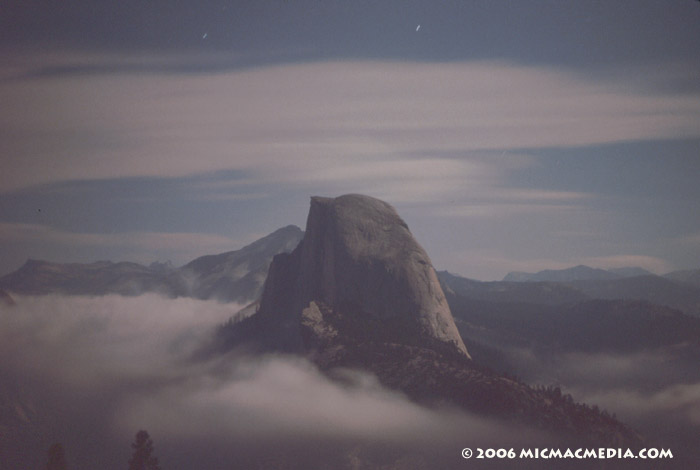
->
0, 219, 695, 283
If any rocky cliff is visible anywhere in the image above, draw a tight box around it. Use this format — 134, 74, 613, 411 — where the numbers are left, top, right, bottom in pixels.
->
243, 194, 468, 357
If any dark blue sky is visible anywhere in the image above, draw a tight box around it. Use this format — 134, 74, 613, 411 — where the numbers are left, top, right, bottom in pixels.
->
4, 1, 700, 67
1, 0, 699, 279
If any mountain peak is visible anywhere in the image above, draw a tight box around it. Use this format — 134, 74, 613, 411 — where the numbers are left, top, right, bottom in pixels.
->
178, 225, 304, 302
251, 194, 469, 357
1, 227, 304, 302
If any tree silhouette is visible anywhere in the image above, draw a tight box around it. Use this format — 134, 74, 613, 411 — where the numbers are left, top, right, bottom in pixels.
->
128, 430, 162, 470
46, 443, 68, 470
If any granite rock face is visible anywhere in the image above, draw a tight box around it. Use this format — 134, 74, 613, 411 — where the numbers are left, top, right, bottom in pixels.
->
255, 194, 469, 357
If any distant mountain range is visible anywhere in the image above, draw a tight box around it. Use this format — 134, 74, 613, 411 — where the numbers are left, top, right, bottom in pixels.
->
0, 225, 304, 304
438, 268, 700, 363
503, 265, 653, 282
497, 265, 700, 317
505, 264, 700, 287
438, 271, 589, 306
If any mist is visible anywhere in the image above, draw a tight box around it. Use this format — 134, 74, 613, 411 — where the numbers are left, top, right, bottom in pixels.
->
484, 342, 700, 466
0, 295, 549, 470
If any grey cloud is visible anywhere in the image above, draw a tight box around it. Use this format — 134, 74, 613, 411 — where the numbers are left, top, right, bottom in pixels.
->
2, 58, 698, 195
0, 294, 548, 469
576, 383, 700, 427
493, 345, 700, 454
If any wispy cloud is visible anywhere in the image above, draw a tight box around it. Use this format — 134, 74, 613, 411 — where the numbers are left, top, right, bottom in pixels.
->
580, 383, 700, 426
2, 52, 696, 279
553, 350, 700, 428
437, 201, 586, 219
2, 53, 699, 203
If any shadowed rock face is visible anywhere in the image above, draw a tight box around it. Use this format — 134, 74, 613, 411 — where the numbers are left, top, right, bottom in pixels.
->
257, 194, 469, 357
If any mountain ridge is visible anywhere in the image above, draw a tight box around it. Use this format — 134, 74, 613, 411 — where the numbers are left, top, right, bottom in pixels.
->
181, 225, 304, 302
0, 225, 304, 304
496, 266, 700, 316
503, 265, 654, 282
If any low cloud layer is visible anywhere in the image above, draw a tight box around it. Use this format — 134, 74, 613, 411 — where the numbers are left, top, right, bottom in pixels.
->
3, 293, 698, 468
579, 382, 700, 426
0, 294, 546, 470
0, 294, 238, 387
497, 344, 700, 450
552, 350, 700, 432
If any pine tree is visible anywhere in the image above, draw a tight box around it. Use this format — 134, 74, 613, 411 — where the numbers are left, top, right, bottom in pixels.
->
128, 430, 162, 470
46, 443, 68, 470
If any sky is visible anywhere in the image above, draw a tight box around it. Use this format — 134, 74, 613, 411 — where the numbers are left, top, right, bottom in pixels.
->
1, 0, 699, 280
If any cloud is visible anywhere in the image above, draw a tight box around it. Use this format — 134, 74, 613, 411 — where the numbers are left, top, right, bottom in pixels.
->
278, 156, 498, 203
437, 202, 584, 219
0, 294, 547, 469
115, 354, 512, 444
474, 343, 700, 460
0, 48, 246, 81
0, 294, 240, 387
1, 54, 699, 202
3, 294, 698, 468
553, 351, 681, 387
508, 348, 700, 431
577, 383, 700, 426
